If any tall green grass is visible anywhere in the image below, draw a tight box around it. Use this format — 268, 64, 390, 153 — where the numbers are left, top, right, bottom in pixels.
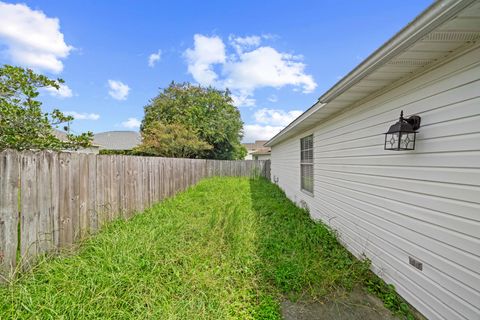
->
0, 177, 381, 319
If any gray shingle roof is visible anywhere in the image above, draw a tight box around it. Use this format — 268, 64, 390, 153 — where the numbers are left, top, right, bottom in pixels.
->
243, 140, 268, 151
93, 131, 141, 150
251, 148, 271, 155
53, 129, 68, 141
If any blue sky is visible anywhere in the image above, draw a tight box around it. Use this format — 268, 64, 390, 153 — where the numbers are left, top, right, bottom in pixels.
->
0, 0, 433, 142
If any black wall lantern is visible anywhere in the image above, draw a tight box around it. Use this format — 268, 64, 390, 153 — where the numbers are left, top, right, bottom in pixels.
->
384, 111, 421, 151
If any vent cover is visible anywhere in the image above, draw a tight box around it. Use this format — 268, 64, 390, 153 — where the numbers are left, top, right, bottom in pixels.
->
387, 58, 436, 66
422, 31, 480, 42
409, 257, 423, 271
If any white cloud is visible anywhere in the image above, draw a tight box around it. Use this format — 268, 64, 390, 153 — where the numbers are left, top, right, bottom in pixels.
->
223, 47, 317, 94
0, 1, 72, 73
254, 108, 303, 126
108, 80, 130, 100
64, 111, 99, 120
43, 83, 73, 98
268, 95, 278, 103
121, 117, 141, 129
184, 34, 317, 106
184, 34, 226, 86
243, 124, 283, 142
148, 49, 162, 67
231, 91, 256, 107
230, 35, 261, 47
243, 107, 303, 142
229, 35, 261, 54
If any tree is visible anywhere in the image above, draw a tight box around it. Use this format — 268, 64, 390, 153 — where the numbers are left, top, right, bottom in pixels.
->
0, 65, 93, 151
133, 122, 212, 158
140, 82, 247, 159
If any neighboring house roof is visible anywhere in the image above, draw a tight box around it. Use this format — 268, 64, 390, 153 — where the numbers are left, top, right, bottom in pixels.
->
53, 129, 68, 141
243, 140, 268, 151
93, 131, 141, 150
251, 148, 271, 155
51, 129, 99, 153
266, 0, 480, 147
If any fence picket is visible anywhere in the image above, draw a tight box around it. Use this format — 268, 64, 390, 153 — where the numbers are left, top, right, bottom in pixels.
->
51, 152, 60, 248
0, 150, 19, 280
87, 154, 97, 233
20, 151, 38, 269
103, 156, 112, 223
58, 153, 70, 247
79, 154, 89, 239
111, 156, 120, 220
70, 153, 80, 243
36, 152, 56, 255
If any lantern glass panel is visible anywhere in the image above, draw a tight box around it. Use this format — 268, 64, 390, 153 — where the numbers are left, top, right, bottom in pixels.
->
385, 132, 400, 150
399, 132, 415, 150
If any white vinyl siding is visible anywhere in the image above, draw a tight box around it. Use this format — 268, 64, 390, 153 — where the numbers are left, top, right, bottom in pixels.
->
300, 135, 314, 193
270, 44, 480, 320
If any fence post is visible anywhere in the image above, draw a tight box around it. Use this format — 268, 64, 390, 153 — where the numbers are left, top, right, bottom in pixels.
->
0, 150, 19, 281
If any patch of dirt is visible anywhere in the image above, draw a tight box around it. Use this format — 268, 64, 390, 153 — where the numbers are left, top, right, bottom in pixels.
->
281, 287, 399, 320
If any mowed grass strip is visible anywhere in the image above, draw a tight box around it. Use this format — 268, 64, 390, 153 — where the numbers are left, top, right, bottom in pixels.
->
0, 177, 370, 319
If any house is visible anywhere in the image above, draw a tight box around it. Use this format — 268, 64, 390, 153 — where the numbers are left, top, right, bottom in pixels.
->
251, 147, 271, 161
243, 140, 270, 160
93, 131, 141, 151
53, 129, 100, 154
265, 1, 480, 319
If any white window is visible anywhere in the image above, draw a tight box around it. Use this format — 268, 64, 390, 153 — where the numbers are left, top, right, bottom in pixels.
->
300, 135, 313, 193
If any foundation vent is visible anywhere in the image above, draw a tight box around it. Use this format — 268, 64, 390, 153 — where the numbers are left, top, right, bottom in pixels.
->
409, 257, 423, 271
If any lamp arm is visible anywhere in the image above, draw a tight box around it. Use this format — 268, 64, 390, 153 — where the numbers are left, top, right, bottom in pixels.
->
406, 115, 421, 131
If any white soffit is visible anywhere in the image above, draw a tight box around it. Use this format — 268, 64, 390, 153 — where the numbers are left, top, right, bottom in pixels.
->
266, 0, 480, 147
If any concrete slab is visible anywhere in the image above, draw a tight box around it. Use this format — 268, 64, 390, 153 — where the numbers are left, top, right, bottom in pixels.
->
281, 287, 399, 320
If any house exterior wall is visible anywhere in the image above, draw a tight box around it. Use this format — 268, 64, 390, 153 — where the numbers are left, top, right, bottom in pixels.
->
270, 44, 480, 320
75, 146, 100, 154
244, 152, 253, 160
253, 154, 271, 161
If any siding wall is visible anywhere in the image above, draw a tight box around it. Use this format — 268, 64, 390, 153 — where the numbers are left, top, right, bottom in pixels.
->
270, 44, 480, 320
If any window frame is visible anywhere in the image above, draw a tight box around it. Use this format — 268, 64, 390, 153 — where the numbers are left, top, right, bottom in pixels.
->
300, 134, 314, 195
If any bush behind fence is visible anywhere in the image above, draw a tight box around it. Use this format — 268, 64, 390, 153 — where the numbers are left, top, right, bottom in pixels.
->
0, 150, 270, 281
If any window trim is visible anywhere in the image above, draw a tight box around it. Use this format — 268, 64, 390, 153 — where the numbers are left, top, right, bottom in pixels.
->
300, 134, 314, 195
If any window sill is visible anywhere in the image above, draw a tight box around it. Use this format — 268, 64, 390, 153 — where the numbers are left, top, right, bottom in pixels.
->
301, 189, 314, 197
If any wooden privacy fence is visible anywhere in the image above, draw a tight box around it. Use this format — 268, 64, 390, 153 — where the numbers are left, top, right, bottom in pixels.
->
0, 150, 270, 280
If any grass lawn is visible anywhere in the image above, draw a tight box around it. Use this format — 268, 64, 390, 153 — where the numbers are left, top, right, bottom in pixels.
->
0, 177, 408, 319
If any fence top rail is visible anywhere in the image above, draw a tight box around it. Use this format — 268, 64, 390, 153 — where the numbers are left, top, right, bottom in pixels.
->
0, 149, 270, 163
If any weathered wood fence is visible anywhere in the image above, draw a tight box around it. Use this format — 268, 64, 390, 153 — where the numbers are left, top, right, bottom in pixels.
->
0, 150, 270, 280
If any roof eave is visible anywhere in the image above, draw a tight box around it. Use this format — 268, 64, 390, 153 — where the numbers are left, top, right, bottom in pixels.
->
318, 0, 475, 104
265, 0, 476, 148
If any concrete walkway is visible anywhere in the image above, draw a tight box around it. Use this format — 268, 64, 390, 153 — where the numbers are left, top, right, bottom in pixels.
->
281, 287, 398, 320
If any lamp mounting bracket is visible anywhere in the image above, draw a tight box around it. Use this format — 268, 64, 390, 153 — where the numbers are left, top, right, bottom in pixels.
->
405, 115, 421, 131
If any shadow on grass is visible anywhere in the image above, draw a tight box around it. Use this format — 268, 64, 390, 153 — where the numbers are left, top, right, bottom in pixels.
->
249, 178, 420, 320
248, 178, 372, 318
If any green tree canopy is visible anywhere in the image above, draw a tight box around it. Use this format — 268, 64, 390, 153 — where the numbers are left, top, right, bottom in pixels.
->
0, 65, 93, 151
134, 122, 212, 158
140, 82, 246, 159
